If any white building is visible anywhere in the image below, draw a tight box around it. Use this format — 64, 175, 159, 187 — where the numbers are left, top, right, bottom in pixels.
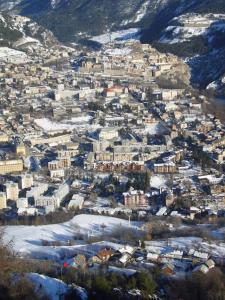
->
50, 169, 65, 178
68, 194, 85, 210
26, 183, 48, 200
17, 198, 28, 208
99, 128, 118, 140
53, 182, 70, 206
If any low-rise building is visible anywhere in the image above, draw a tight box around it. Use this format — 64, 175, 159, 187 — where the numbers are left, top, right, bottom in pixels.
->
20, 173, 33, 189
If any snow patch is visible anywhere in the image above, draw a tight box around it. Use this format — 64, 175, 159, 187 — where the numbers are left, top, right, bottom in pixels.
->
4, 214, 137, 259
91, 28, 140, 44
27, 273, 69, 300
0, 47, 28, 63
34, 116, 93, 133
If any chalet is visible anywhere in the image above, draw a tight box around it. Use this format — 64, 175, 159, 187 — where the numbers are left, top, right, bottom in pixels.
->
72, 254, 87, 270
97, 248, 113, 262
162, 263, 175, 275
147, 253, 159, 262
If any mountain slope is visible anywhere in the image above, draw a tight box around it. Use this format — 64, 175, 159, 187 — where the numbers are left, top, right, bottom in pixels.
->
1, 0, 225, 92
0, 0, 176, 42
1, 0, 225, 43
0, 12, 58, 50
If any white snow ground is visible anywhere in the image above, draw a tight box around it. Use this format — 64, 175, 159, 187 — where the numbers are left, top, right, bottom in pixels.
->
91, 28, 140, 44
0, 47, 28, 63
145, 236, 225, 258
34, 116, 95, 133
27, 273, 69, 300
3, 214, 136, 259
150, 175, 167, 189
27, 272, 88, 300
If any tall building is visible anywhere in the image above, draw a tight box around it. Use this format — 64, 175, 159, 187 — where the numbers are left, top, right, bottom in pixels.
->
20, 174, 33, 189
53, 182, 70, 207
0, 192, 7, 209
16, 143, 26, 157
6, 182, 19, 201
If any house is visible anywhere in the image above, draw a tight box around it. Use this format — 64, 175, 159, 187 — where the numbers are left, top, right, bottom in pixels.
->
147, 253, 159, 262
205, 259, 215, 270
72, 254, 87, 270
119, 253, 132, 265
162, 263, 175, 275
119, 245, 135, 255
92, 248, 114, 263
193, 264, 209, 274
193, 251, 209, 261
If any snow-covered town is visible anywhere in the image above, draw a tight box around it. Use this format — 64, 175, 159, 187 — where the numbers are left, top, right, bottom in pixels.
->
0, 12, 224, 300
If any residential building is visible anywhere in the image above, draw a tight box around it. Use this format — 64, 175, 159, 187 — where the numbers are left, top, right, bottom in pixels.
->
123, 189, 149, 209
0, 159, 23, 174
6, 182, 19, 201
0, 192, 7, 209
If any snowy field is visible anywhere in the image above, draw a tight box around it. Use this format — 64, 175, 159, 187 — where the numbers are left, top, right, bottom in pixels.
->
91, 28, 140, 44
27, 273, 69, 300
0, 47, 28, 63
34, 117, 98, 133
3, 213, 225, 261
150, 175, 167, 189
14, 36, 41, 48
134, 122, 169, 135
3, 214, 136, 259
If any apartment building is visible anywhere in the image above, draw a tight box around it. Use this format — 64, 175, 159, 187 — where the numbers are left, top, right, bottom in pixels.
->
6, 182, 19, 201
0, 192, 7, 209
0, 159, 23, 174
123, 189, 149, 209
